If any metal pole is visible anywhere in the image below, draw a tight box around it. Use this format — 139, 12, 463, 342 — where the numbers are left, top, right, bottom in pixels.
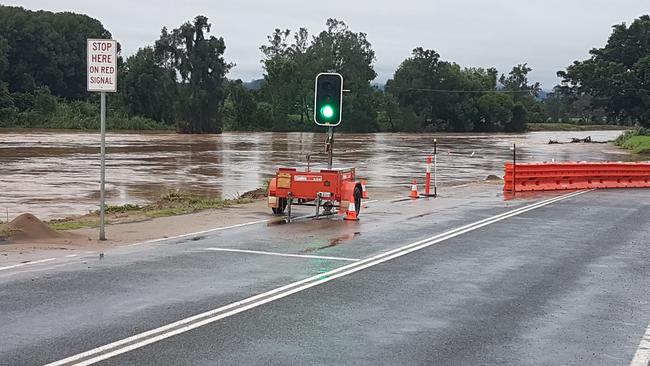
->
513, 143, 516, 195
433, 138, 438, 197
327, 126, 334, 169
99, 92, 106, 241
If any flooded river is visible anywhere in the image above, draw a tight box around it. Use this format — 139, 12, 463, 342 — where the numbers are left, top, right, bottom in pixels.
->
0, 129, 635, 220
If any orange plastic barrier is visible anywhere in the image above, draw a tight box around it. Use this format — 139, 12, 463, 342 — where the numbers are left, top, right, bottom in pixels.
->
504, 162, 650, 192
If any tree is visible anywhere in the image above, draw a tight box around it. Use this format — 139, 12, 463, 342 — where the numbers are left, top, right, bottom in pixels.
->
155, 15, 232, 133
385, 48, 505, 132
0, 36, 8, 81
228, 80, 257, 130
558, 15, 650, 126
259, 19, 379, 132
508, 103, 528, 132
259, 28, 303, 131
476, 93, 514, 131
121, 47, 176, 125
0, 6, 113, 99
499, 64, 541, 99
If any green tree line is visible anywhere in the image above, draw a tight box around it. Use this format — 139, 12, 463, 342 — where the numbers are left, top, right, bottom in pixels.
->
0, 5, 647, 132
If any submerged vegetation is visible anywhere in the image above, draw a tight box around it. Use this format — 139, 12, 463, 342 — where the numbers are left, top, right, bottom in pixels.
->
527, 123, 629, 132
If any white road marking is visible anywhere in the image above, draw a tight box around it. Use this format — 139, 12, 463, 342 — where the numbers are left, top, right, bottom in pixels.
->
123, 219, 272, 247
0, 258, 56, 271
44, 190, 591, 366
0, 204, 378, 275
202, 247, 360, 262
629, 321, 650, 366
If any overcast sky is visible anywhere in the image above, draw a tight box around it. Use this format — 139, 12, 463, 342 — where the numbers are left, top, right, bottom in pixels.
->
5, 0, 649, 89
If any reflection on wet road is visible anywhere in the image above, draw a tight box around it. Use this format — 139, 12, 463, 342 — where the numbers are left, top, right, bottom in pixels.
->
0, 130, 630, 219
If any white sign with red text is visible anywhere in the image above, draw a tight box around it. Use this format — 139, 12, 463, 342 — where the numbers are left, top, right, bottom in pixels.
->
87, 39, 117, 92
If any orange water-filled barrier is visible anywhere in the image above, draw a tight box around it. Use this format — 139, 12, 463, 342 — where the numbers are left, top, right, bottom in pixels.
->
504, 162, 650, 192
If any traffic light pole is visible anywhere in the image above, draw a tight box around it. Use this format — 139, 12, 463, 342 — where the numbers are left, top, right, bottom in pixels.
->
327, 126, 334, 169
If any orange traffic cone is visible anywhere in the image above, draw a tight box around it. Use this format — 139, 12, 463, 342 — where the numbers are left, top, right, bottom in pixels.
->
409, 179, 419, 198
344, 201, 359, 221
361, 180, 368, 199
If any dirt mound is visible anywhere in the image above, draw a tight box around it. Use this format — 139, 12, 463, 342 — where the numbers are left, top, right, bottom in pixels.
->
3, 213, 62, 240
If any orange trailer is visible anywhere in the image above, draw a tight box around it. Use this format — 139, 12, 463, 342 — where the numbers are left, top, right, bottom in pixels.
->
267, 167, 363, 221
268, 72, 365, 221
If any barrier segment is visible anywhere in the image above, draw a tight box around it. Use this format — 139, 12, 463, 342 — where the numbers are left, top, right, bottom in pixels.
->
504, 162, 650, 192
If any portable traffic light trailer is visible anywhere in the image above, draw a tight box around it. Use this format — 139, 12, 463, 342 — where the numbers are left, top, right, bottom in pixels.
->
267, 72, 365, 221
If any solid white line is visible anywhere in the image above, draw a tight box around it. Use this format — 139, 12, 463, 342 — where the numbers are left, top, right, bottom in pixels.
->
44, 190, 590, 366
202, 247, 360, 262
629, 321, 650, 366
0, 258, 56, 271
64, 254, 78, 258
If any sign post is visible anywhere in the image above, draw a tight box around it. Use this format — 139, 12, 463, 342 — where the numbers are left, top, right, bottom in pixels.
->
87, 39, 117, 241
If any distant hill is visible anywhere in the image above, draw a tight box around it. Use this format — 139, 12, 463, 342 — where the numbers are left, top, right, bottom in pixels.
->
243, 79, 264, 91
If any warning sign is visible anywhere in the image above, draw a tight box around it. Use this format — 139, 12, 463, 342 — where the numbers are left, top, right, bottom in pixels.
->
87, 39, 117, 92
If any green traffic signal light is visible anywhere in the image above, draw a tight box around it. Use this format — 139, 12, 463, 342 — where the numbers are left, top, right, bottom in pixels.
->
314, 73, 343, 126
320, 105, 335, 119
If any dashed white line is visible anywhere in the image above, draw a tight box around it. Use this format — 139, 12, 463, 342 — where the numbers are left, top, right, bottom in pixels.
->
0, 258, 56, 271
44, 190, 591, 366
630, 321, 650, 366
202, 247, 360, 262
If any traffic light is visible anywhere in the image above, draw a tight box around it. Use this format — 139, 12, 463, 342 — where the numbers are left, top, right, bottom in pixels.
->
314, 72, 343, 126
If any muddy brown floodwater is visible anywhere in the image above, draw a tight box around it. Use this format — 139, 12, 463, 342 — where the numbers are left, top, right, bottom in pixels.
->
0, 129, 636, 220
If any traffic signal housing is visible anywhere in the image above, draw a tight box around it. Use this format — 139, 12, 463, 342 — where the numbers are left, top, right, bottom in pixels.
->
314, 72, 343, 126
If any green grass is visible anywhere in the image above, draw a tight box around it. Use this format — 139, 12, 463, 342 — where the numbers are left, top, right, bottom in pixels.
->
48, 218, 101, 230
614, 128, 650, 154
144, 191, 253, 218
619, 135, 650, 154
47, 190, 256, 231
527, 123, 629, 132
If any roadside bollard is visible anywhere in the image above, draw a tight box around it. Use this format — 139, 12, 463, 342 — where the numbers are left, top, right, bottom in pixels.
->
422, 138, 438, 197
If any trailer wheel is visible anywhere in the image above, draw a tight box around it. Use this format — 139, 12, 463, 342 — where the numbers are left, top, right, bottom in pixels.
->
353, 185, 362, 216
272, 198, 287, 214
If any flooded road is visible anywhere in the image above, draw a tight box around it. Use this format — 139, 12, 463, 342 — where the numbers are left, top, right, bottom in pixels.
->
0, 129, 634, 220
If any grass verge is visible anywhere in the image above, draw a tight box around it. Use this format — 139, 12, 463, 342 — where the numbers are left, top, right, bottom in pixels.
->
47, 190, 257, 231
615, 128, 650, 154
618, 135, 650, 154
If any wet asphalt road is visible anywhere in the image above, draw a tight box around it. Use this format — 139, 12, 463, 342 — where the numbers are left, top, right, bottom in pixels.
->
1, 188, 649, 365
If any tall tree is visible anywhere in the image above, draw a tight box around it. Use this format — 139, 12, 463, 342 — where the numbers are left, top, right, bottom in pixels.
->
558, 15, 650, 126
309, 19, 378, 132
0, 6, 113, 99
155, 15, 232, 133
121, 47, 177, 125
228, 80, 258, 130
386, 48, 502, 131
259, 19, 379, 132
